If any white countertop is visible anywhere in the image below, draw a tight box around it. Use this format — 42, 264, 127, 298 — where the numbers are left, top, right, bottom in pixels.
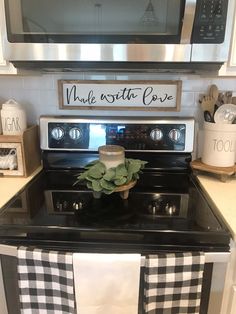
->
196, 174, 236, 241
0, 166, 42, 208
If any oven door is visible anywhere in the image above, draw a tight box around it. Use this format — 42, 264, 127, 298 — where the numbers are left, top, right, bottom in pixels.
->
0, 245, 231, 314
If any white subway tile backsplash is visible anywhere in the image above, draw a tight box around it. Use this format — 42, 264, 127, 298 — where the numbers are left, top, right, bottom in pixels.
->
115, 73, 180, 81
181, 92, 195, 107
0, 73, 236, 125
0, 76, 23, 90
23, 75, 54, 90
39, 90, 58, 108
83, 73, 115, 80
211, 78, 236, 91
181, 78, 213, 92
10, 89, 40, 106
52, 73, 85, 89
0, 89, 13, 103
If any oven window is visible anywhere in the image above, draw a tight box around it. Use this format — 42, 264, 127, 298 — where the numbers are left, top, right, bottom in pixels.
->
5, 0, 185, 43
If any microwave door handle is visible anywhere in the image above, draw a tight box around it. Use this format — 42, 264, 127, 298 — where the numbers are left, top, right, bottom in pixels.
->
180, 0, 197, 44
0, 245, 17, 257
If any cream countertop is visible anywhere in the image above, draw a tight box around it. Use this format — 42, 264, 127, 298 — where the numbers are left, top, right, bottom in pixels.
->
196, 174, 236, 241
0, 166, 42, 209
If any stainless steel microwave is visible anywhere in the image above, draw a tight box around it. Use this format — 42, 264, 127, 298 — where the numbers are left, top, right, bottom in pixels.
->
0, 0, 235, 72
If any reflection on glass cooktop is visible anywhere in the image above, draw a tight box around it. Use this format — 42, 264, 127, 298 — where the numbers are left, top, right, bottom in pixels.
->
0, 177, 223, 233
0, 170, 230, 251
44, 190, 190, 229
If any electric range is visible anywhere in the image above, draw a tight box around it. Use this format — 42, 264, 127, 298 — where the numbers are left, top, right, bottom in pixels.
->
0, 116, 230, 253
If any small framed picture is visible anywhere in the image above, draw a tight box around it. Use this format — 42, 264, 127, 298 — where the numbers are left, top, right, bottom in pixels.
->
0, 143, 24, 176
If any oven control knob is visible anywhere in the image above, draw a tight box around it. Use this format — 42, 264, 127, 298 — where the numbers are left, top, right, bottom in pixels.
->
69, 127, 82, 140
169, 129, 181, 142
150, 128, 163, 141
51, 127, 64, 140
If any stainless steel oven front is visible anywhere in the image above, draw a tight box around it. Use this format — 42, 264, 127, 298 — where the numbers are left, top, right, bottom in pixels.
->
0, 245, 231, 314
0, 0, 235, 69
0, 116, 232, 313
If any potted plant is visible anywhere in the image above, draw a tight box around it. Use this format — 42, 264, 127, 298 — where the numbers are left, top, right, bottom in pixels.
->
75, 145, 147, 199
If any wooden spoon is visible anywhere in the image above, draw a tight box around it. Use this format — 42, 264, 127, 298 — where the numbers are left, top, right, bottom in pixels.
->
209, 84, 219, 101
200, 95, 216, 114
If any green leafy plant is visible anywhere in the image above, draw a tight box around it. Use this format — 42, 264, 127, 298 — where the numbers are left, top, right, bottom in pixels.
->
74, 158, 147, 194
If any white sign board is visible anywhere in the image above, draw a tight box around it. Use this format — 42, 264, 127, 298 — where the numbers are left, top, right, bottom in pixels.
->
58, 80, 181, 111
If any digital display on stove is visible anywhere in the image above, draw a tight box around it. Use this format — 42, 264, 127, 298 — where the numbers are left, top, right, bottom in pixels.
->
48, 122, 186, 151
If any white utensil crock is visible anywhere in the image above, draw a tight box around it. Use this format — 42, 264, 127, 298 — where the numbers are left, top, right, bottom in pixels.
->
202, 122, 236, 167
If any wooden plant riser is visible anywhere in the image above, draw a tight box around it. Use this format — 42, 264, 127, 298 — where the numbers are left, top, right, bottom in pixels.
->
92, 180, 137, 200
191, 159, 236, 182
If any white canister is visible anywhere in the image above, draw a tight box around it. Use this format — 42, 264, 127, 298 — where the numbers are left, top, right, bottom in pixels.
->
1, 99, 27, 135
202, 122, 236, 167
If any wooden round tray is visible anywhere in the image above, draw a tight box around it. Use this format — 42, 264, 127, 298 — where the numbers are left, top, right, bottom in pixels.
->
93, 180, 137, 199
191, 158, 236, 182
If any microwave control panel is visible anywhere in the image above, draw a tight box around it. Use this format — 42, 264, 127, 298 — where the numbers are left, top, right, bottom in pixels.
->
191, 0, 228, 43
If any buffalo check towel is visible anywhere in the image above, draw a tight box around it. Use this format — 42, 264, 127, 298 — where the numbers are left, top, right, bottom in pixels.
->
17, 246, 75, 314
144, 252, 205, 314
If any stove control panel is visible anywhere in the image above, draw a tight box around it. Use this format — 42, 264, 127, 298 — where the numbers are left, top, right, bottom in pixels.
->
40, 117, 194, 152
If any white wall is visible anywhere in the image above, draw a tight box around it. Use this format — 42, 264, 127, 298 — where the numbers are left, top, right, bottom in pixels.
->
1, 71, 236, 158
0, 72, 236, 124
0, 72, 236, 126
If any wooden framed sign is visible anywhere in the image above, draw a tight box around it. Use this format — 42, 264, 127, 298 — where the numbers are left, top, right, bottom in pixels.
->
58, 80, 182, 111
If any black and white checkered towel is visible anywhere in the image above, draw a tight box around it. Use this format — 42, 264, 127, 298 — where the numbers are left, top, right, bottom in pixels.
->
17, 246, 75, 314
144, 252, 205, 314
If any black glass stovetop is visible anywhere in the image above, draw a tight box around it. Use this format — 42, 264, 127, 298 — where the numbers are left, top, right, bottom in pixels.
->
0, 169, 230, 253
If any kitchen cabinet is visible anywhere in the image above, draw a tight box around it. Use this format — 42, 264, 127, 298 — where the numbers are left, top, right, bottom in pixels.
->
0, 0, 17, 75
219, 5, 236, 76
220, 242, 236, 313
195, 175, 236, 313
0, 31, 17, 75
229, 285, 236, 314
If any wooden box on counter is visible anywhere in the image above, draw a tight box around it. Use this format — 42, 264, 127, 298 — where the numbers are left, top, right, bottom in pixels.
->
0, 125, 41, 177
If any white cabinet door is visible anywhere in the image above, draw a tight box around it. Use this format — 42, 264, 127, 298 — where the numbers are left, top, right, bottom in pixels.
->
0, 25, 17, 74
219, 6, 236, 76
229, 285, 236, 314
0, 30, 6, 66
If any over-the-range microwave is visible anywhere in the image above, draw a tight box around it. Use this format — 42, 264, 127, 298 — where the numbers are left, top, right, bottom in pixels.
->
0, 0, 235, 72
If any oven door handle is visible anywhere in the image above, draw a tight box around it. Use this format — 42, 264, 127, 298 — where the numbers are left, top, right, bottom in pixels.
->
139, 252, 231, 266
0, 245, 231, 264
204, 252, 231, 263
